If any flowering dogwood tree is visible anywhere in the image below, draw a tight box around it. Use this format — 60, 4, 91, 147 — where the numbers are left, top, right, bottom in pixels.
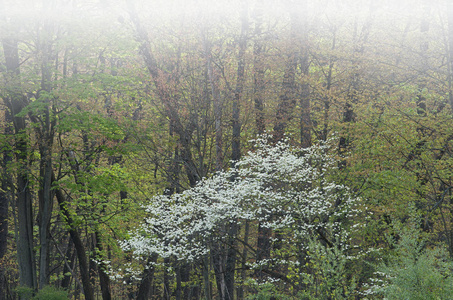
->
121, 136, 360, 292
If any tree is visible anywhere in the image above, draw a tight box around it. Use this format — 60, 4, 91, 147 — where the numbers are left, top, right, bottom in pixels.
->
123, 135, 359, 297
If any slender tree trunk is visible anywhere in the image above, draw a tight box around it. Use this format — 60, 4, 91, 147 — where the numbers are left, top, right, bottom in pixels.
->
37, 137, 53, 288
204, 33, 223, 172
60, 237, 75, 289
232, 0, 248, 164
253, 0, 272, 280
273, 7, 298, 142
36, 4, 57, 286
202, 27, 232, 300
253, 0, 266, 135
298, 1, 311, 149
448, 0, 453, 112
321, 29, 336, 142
163, 257, 171, 300
237, 221, 249, 300
95, 231, 112, 300
212, 249, 227, 300
338, 4, 373, 158
53, 173, 94, 300
0, 105, 12, 300
225, 3, 249, 298
2, 36, 37, 292
136, 255, 158, 300
203, 255, 212, 300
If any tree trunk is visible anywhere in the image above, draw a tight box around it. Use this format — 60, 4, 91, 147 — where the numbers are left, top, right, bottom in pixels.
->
237, 221, 249, 300
203, 255, 212, 300
232, 0, 248, 164
95, 231, 112, 300
60, 237, 75, 289
136, 254, 158, 300
212, 247, 227, 300
448, 0, 453, 112
298, 1, 311, 149
35, 2, 57, 286
0, 104, 12, 300
203, 32, 223, 172
273, 7, 298, 142
253, 0, 272, 280
2, 36, 37, 292
253, 0, 266, 136
338, 4, 373, 156
53, 173, 95, 300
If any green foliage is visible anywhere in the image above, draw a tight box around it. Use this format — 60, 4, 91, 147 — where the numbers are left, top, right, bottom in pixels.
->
15, 286, 68, 300
33, 286, 69, 300
15, 286, 34, 300
298, 237, 356, 300
377, 220, 453, 300
245, 281, 292, 300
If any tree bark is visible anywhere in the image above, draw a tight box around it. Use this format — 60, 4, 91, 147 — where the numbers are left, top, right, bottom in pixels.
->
253, 0, 272, 280
2, 36, 37, 292
60, 237, 75, 289
53, 173, 95, 300
338, 4, 373, 156
253, 0, 266, 136
136, 255, 158, 300
273, 6, 298, 142
232, 0, 248, 164
298, 1, 311, 149
35, 2, 57, 286
0, 102, 12, 300
95, 231, 112, 300
203, 32, 223, 172
448, 0, 453, 112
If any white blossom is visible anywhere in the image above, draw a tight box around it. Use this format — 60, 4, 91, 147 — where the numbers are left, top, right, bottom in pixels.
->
122, 135, 360, 263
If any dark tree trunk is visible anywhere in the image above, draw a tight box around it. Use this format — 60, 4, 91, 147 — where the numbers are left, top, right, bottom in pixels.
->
0, 104, 12, 300
253, 0, 266, 136
136, 255, 158, 300
225, 225, 237, 300
2, 36, 37, 292
203, 32, 223, 173
298, 1, 311, 149
338, 4, 373, 156
225, 3, 249, 299
95, 231, 112, 300
232, 0, 248, 164
237, 221, 249, 300
321, 29, 336, 142
163, 257, 171, 300
53, 173, 94, 300
273, 8, 298, 142
253, 0, 272, 280
212, 247, 226, 300
448, 0, 453, 112
203, 255, 212, 300
60, 237, 75, 289
36, 3, 57, 287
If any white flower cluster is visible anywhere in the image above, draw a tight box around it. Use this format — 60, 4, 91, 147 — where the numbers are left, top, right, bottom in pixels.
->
122, 136, 359, 261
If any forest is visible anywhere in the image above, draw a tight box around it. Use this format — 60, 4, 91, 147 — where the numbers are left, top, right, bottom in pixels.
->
1, 0, 453, 299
